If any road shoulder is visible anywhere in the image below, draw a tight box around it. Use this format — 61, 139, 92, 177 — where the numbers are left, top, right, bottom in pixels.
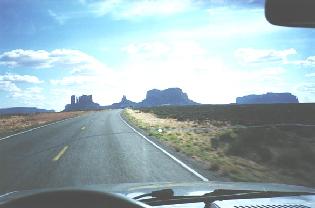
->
120, 109, 227, 182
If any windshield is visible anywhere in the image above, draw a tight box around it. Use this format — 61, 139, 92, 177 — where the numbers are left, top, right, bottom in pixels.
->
0, 0, 315, 195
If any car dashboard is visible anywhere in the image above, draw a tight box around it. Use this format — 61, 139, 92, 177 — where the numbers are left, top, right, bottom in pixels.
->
156, 195, 315, 208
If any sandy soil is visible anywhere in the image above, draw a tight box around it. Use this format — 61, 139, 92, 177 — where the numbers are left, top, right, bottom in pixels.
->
0, 111, 86, 136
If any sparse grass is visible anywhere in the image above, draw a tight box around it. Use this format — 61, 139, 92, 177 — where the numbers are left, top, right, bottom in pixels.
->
0, 111, 87, 136
123, 108, 315, 187
139, 104, 315, 125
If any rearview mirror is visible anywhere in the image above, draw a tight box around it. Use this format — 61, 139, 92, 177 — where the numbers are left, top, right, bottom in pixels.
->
265, 0, 315, 28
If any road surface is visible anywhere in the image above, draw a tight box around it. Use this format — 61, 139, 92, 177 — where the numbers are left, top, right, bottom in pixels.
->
0, 110, 204, 194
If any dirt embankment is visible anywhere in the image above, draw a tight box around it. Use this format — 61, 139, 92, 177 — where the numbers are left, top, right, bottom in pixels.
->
123, 107, 315, 187
0, 111, 86, 137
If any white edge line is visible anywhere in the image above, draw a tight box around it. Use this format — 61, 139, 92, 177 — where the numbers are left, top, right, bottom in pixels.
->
0, 191, 19, 198
0, 116, 80, 142
119, 112, 209, 182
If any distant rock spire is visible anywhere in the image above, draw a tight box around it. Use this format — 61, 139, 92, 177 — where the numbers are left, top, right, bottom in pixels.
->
121, 95, 127, 102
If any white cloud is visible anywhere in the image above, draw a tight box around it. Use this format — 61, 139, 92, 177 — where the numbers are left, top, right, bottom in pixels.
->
122, 41, 171, 58
296, 83, 315, 94
243, 67, 285, 80
0, 81, 21, 93
117, 0, 193, 18
293, 56, 315, 67
50, 75, 98, 86
161, 19, 273, 40
10, 87, 42, 97
159, 7, 274, 41
0, 73, 44, 106
82, 0, 194, 19
0, 49, 108, 74
235, 48, 315, 71
56, 0, 262, 23
48, 10, 69, 25
235, 48, 297, 64
206, 0, 263, 7
0, 73, 42, 84
123, 41, 207, 60
81, 0, 262, 20
9, 87, 45, 105
26, 87, 43, 94
0, 81, 44, 106
0, 49, 51, 68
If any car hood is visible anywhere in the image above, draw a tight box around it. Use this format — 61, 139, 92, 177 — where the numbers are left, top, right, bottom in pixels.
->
1, 181, 315, 202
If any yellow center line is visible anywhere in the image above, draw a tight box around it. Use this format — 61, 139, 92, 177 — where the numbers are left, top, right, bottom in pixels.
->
81, 126, 86, 130
52, 145, 69, 162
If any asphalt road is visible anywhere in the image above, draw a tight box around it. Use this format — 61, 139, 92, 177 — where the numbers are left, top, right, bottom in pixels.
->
0, 110, 203, 194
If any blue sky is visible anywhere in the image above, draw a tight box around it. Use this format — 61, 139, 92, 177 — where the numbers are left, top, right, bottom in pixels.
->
1, 0, 315, 111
